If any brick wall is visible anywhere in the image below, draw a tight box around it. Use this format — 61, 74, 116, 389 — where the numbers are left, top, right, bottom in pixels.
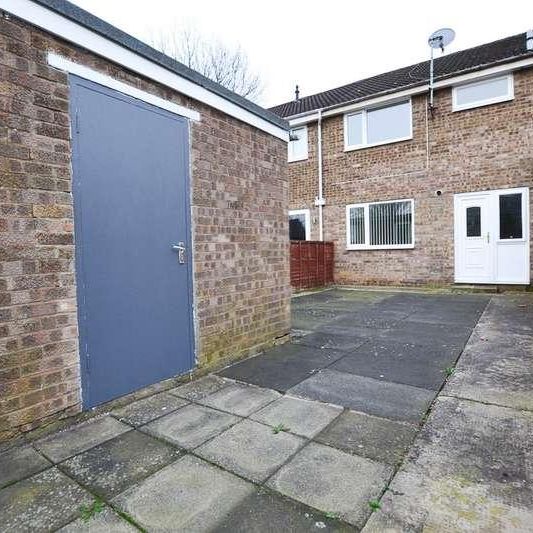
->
288, 69, 533, 286
0, 15, 290, 440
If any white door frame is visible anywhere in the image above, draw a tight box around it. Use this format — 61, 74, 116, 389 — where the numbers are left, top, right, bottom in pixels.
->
454, 187, 530, 284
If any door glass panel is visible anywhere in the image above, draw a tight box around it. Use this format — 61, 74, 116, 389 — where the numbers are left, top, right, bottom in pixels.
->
499, 193, 522, 239
289, 214, 307, 240
466, 206, 481, 237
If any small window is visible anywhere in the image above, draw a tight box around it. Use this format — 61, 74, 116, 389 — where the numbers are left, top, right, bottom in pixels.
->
453, 74, 514, 111
346, 112, 363, 147
289, 209, 310, 240
346, 199, 414, 250
344, 100, 412, 151
499, 193, 523, 240
466, 206, 481, 237
288, 126, 308, 162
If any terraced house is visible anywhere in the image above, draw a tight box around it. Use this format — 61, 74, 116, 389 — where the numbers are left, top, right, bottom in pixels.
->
271, 31, 533, 288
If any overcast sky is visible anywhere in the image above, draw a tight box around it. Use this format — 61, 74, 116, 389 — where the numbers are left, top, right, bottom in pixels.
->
71, 0, 533, 108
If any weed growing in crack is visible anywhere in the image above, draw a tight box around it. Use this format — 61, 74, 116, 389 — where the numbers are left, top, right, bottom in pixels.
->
368, 500, 381, 512
80, 497, 104, 522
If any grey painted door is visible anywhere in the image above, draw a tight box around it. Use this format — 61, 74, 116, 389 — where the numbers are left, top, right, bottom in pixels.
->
70, 75, 194, 409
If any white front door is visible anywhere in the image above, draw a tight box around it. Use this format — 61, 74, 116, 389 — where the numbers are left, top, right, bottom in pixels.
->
454, 187, 530, 284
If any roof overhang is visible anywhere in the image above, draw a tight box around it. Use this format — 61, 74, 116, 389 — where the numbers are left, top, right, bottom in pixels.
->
286, 55, 533, 126
0, 0, 289, 141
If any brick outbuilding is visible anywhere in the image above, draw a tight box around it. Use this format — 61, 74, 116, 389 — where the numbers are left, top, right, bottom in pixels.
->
0, 0, 290, 440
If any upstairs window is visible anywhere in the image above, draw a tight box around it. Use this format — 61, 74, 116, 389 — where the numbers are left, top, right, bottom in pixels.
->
452, 74, 514, 111
346, 199, 414, 250
344, 100, 412, 151
288, 126, 308, 162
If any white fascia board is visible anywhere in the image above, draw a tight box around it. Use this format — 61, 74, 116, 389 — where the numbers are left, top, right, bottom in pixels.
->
0, 0, 288, 141
48, 53, 201, 121
287, 56, 533, 126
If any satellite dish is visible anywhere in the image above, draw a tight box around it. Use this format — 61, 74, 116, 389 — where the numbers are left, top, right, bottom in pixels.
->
427, 28, 456, 113
428, 28, 455, 51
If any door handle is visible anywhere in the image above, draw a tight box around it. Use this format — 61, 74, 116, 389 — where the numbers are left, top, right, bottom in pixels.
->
486, 232, 490, 244
171, 242, 186, 264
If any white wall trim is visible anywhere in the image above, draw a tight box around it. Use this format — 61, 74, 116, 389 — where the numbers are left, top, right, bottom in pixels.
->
287, 56, 533, 126
0, 0, 288, 141
48, 53, 201, 121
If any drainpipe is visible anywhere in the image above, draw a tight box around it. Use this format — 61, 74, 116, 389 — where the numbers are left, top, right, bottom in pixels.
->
315, 109, 325, 241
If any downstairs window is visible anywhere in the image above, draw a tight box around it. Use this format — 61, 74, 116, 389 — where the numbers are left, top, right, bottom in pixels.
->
346, 199, 414, 249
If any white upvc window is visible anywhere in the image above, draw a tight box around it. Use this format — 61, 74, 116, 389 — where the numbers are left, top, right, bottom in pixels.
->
288, 126, 308, 162
289, 209, 311, 240
346, 199, 414, 250
344, 99, 412, 151
452, 74, 514, 112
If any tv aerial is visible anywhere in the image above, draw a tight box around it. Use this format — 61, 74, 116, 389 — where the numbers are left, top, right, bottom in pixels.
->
428, 28, 455, 114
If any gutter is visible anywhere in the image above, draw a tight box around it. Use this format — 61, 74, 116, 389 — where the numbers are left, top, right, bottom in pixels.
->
282, 53, 533, 126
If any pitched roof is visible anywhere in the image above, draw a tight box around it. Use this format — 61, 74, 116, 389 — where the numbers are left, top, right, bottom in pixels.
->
270, 32, 533, 118
31, 0, 288, 130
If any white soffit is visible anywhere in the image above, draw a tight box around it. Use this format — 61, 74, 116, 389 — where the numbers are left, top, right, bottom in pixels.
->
0, 0, 289, 141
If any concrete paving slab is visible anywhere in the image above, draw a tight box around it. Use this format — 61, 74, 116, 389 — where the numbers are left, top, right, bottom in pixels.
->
382, 320, 473, 348
213, 487, 354, 532
444, 330, 533, 411
112, 455, 254, 532
291, 306, 348, 331
402, 397, 533, 493
331, 309, 410, 330
60, 430, 181, 498
0, 444, 51, 489
219, 344, 346, 392
363, 396, 533, 532
250, 395, 342, 438
314, 322, 387, 338
142, 403, 240, 449
58, 506, 137, 532
363, 469, 533, 532
267, 442, 392, 528
35, 416, 130, 463
198, 381, 281, 416
330, 338, 459, 390
0, 467, 92, 531
289, 369, 436, 423
219, 354, 320, 391
291, 330, 369, 352
168, 375, 231, 401
111, 392, 188, 426
196, 419, 305, 482
315, 410, 417, 466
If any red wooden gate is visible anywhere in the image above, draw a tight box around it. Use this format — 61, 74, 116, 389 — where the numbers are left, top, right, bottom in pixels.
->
290, 241, 334, 290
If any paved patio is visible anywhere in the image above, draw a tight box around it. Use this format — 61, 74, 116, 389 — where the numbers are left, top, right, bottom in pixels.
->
1, 289, 532, 531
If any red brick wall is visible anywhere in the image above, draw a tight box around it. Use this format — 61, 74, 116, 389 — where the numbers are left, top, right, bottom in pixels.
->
0, 15, 289, 440
288, 70, 533, 286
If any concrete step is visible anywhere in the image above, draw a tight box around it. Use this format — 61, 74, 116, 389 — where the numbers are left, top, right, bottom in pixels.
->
452, 284, 531, 294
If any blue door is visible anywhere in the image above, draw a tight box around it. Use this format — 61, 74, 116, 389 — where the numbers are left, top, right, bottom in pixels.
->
70, 75, 194, 409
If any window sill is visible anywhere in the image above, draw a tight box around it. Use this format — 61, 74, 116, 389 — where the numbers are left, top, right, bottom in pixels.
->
288, 156, 309, 163
346, 244, 414, 251
344, 135, 412, 152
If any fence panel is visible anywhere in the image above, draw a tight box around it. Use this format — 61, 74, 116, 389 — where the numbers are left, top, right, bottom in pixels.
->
290, 241, 334, 290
